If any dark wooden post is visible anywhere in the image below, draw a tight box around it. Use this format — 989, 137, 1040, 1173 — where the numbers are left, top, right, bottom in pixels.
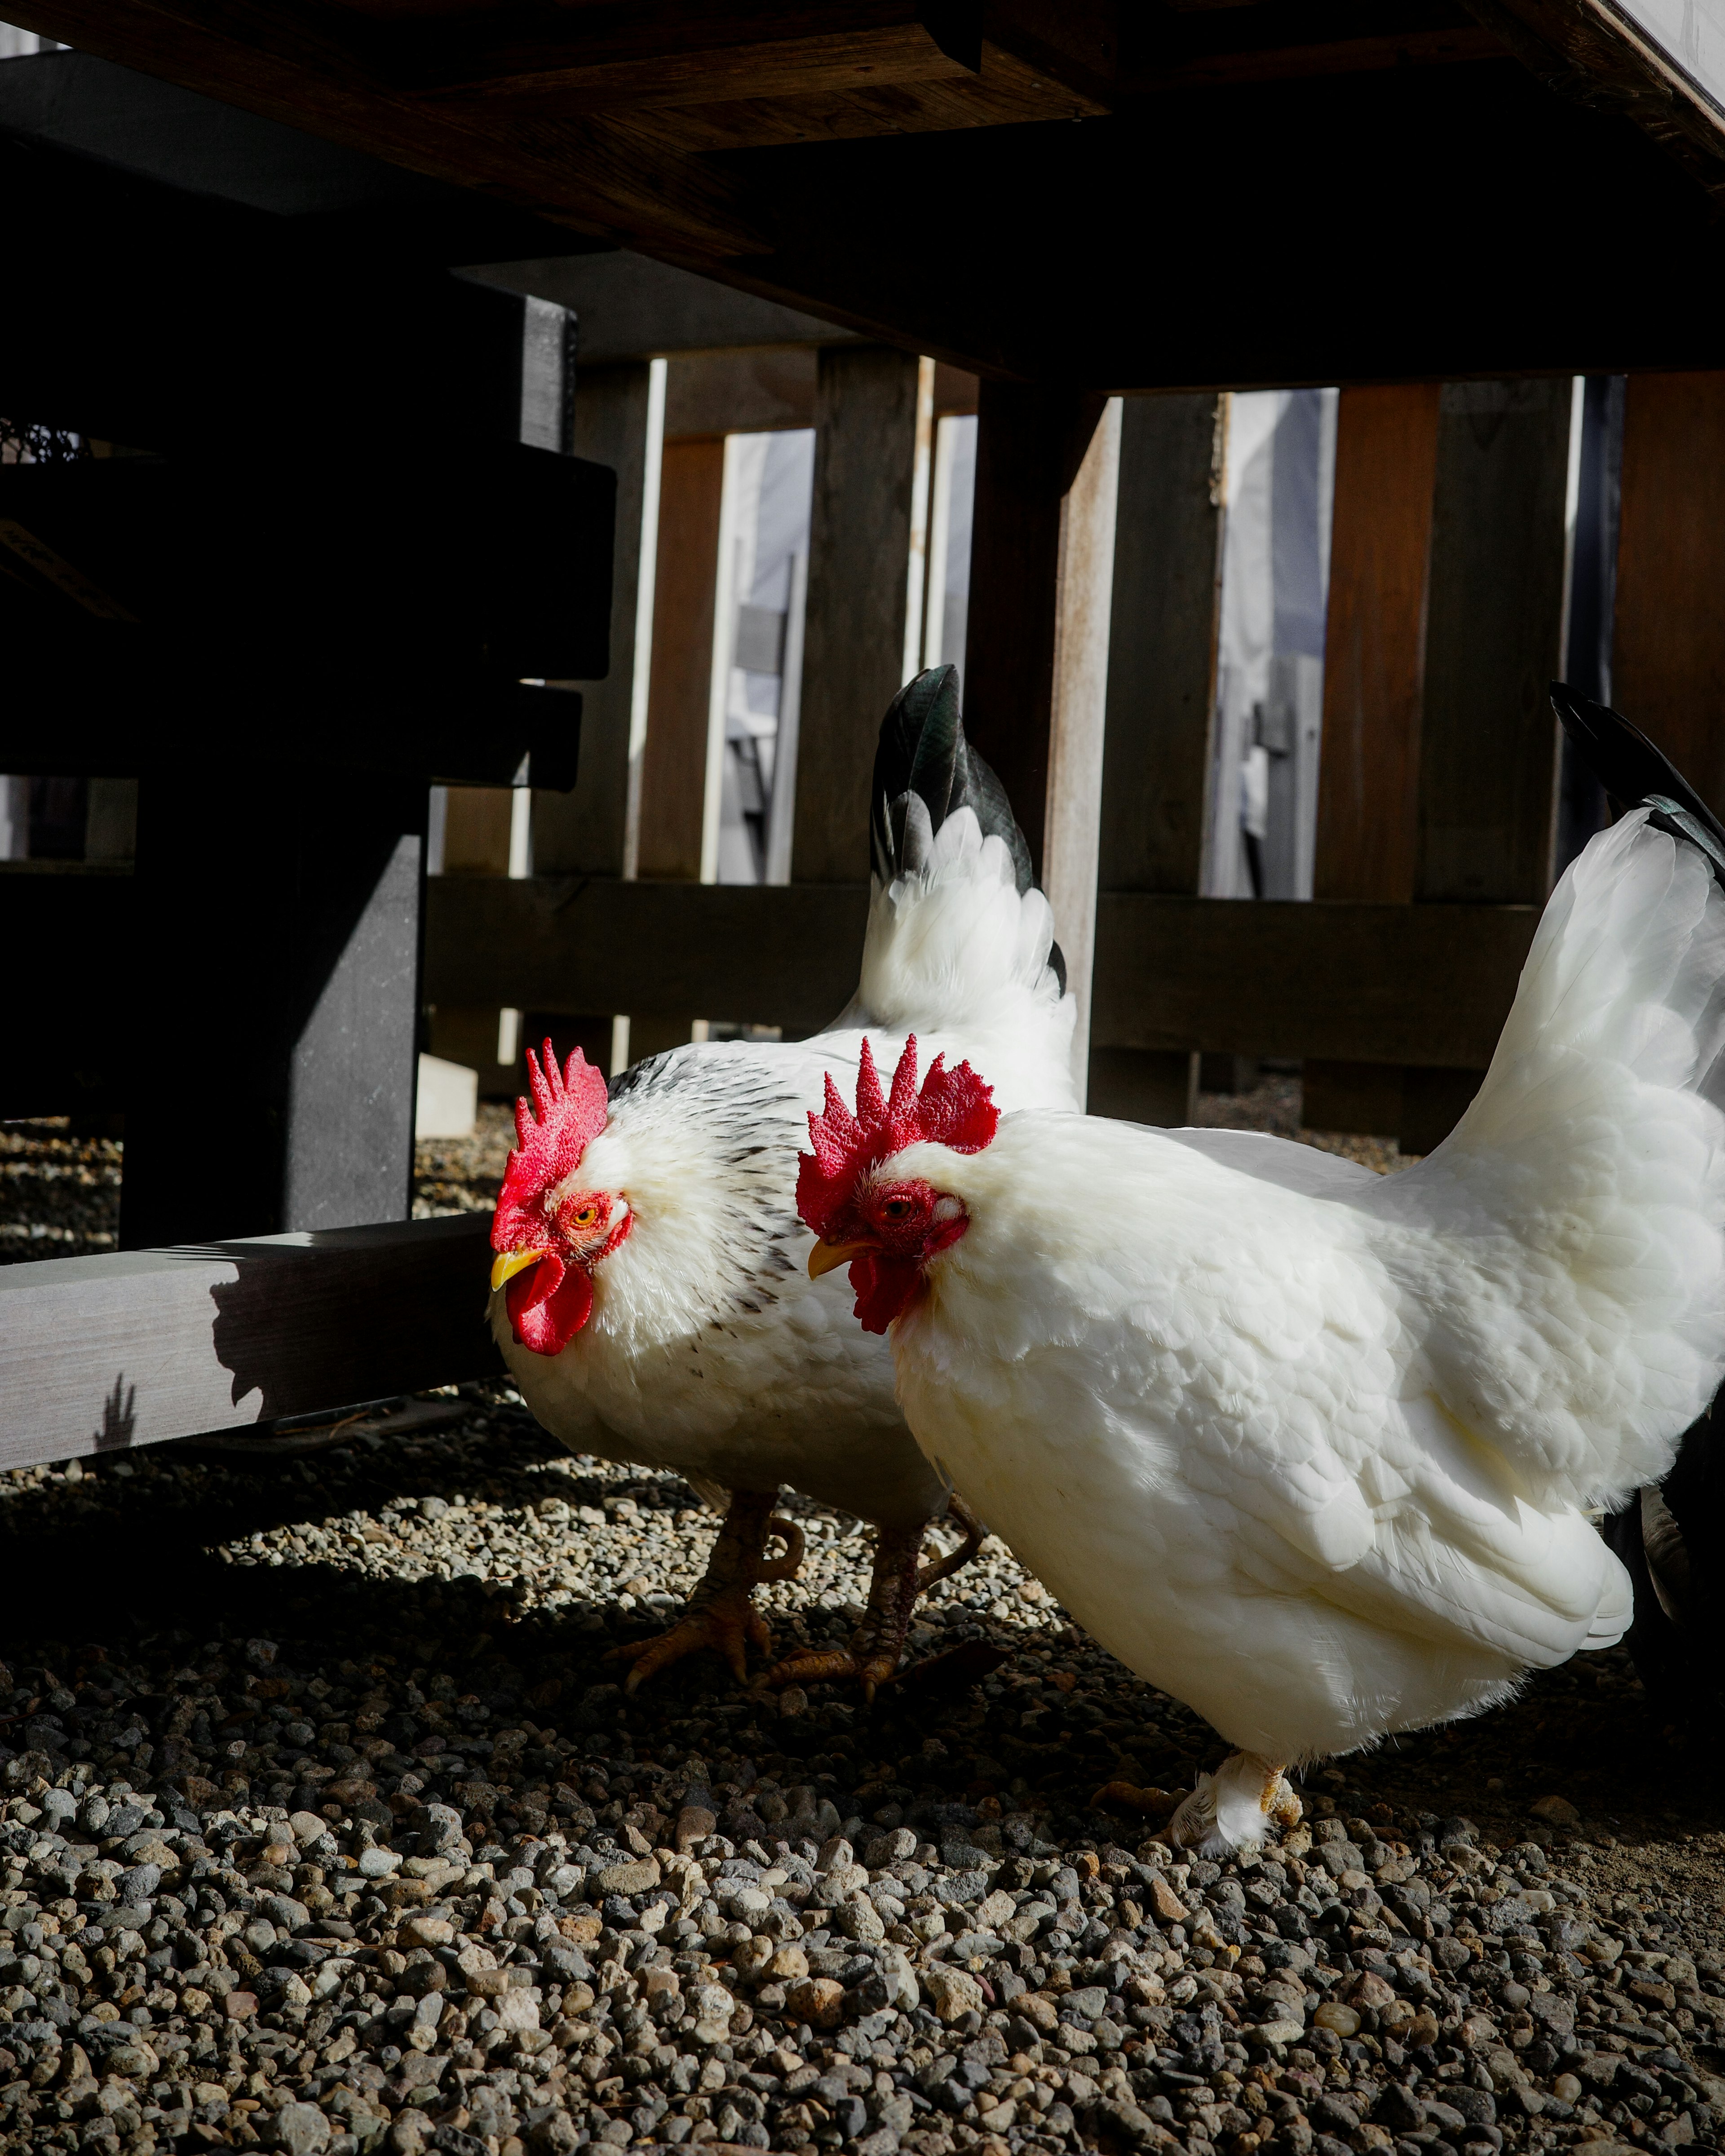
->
790, 344, 926, 884
1612, 372, 1725, 814
962, 382, 1108, 881
1088, 392, 1226, 1126
119, 773, 427, 1245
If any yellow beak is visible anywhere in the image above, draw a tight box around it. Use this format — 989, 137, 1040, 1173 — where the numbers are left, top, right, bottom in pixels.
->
808, 1239, 866, 1280
490, 1247, 545, 1294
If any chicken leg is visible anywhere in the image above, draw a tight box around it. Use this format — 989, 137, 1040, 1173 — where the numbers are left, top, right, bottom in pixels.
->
606, 1489, 804, 1693
763, 1494, 986, 1701
1096, 1751, 1300, 1854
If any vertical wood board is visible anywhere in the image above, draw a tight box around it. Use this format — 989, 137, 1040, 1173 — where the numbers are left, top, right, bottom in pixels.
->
1418, 376, 1573, 906
1313, 382, 1442, 907
961, 383, 1106, 879
533, 359, 652, 879
637, 433, 725, 882
1613, 371, 1725, 817
791, 344, 922, 884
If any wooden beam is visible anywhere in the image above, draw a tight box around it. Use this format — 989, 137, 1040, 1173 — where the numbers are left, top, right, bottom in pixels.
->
665, 349, 818, 437
792, 345, 925, 883
961, 383, 1108, 878
419, 873, 1537, 1064
1419, 378, 1571, 908
427, 875, 870, 1029
396, 8, 980, 105
0, 1214, 502, 1471
1087, 391, 1226, 1126
1468, 0, 1725, 211
1305, 381, 1440, 1139
1313, 384, 1441, 911
1611, 372, 1725, 819
637, 433, 726, 882
1090, 892, 1538, 1067
533, 358, 655, 881
120, 773, 428, 1246
3, 869, 1543, 1073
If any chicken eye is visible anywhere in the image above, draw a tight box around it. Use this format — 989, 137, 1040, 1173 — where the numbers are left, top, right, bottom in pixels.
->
570, 1203, 600, 1229
881, 1197, 916, 1223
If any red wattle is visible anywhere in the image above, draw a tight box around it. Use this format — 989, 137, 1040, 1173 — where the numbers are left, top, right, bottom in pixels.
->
507, 1255, 595, 1354
849, 1253, 923, 1334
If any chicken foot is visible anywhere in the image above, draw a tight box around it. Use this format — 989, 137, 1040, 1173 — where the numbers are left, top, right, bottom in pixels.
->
607, 1489, 805, 1694
762, 1493, 986, 1702
1095, 1751, 1300, 1854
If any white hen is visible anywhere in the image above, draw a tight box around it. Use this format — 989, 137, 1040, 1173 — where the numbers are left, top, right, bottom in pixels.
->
798, 691, 1725, 1846
489, 666, 1076, 1692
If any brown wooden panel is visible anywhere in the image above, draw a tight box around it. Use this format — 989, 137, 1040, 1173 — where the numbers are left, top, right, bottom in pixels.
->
1306, 381, 1440, 1135
1613, 371, 1725, 818
1418, 376, 1571, 905
0, 1213, 501, 1470
791, 344, 922, 883
1091, 892, 1538, 1066
637, 434, 724, 882
1314, 382, 1441, 907
665, 350, 818, 438
394, 9, 975, 102
426, 875, 870, 1028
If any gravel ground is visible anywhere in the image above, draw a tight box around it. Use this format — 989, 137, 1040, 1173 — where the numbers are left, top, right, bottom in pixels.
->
0, 1394, 1718, 2156
0, 1121, 122, 1264
3, 1087, 1716, 2156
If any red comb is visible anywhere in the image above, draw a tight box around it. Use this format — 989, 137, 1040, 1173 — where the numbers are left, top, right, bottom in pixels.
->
796, 1034, 998, 1238
492, 1040, 610, 1250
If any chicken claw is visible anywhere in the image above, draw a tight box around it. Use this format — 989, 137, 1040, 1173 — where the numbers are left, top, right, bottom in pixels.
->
764, 1493, 986, 1702
1089, 1781, 1182, 1821
606, 1489, 803, 1692
1165, 1751, 1300, 1854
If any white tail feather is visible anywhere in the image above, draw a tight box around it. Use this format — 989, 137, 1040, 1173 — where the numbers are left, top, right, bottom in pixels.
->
835, 808, 1074, 1068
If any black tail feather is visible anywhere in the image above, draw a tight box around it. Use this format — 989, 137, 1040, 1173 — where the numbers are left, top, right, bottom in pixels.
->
1550, 682, 1725, 882
871, 664, 1036, 897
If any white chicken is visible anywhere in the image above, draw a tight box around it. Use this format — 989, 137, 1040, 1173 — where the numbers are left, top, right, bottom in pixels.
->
798, 690, 1725, 1848
488, 666, 1076, 1692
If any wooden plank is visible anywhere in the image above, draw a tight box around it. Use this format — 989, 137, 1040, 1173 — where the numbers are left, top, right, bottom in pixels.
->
398, 10, 978, 105
1470, 0, 1725, 210
11, 15, 1725, 393
420, 873, 1537, 1063
962, 384, 1109, 878
0, 1213, 502, 1471
665, 350, 818, 437
533, 358, 655, 881
1088, 391, 1226, 1126
1090, 893, 1539, 1067
120, 773, 428, 1245
1305, 381, 1441, 1138
2, 869, 1544, 1072
1419, 377, 1571, 907
1612, 371, 1725, 818
791, 344, 924, 883
636, 434, 725, 882
1313, 383, 1441, 909
426, 875, 870, 1029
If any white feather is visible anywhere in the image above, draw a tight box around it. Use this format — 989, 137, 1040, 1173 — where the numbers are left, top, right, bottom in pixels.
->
876, 809, 1725, 1762
494, 804, 1077, 1527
